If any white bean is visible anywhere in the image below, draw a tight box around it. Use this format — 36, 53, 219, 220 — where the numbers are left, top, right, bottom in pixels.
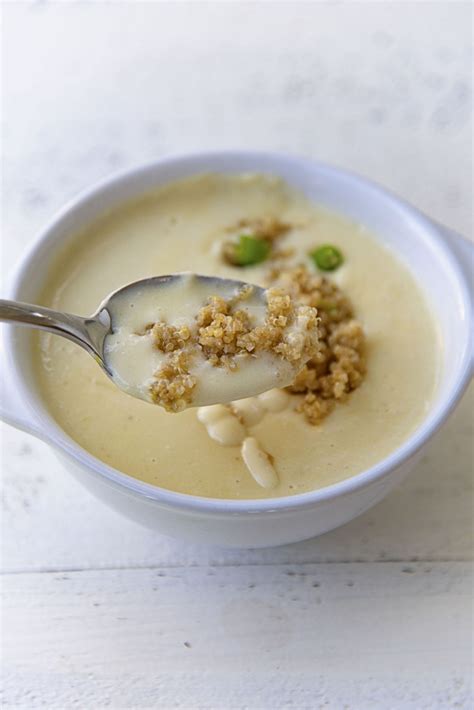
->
258, 388, 290, 413
196, 404, 229, 425
207, 416, 246, 446
231, 397, 265, 427
241, 437, 278, 489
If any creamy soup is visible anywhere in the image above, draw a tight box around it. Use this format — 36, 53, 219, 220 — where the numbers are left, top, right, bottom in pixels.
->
34, 174, 441, 499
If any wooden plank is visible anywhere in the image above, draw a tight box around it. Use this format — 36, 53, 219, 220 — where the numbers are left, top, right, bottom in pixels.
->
2, 562, 472, 709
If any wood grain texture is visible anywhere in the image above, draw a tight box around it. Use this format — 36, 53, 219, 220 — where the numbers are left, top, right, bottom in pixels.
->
1, 1, 473, 707
2, 563, 472, 709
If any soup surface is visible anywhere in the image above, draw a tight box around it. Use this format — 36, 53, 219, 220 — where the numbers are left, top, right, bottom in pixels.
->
34, 174, 441, 499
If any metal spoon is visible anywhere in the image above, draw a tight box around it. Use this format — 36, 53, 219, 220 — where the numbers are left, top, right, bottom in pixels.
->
0, 273, 276, 406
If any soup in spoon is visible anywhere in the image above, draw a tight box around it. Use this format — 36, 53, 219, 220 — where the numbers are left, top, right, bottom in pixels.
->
103, 273, 319, 410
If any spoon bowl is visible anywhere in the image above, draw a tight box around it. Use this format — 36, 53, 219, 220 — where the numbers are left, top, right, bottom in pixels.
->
0, 273, 296, 408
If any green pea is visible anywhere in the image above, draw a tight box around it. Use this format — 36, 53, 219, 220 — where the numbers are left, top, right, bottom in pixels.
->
225, 234, 271, 266
310, 245, 344, 271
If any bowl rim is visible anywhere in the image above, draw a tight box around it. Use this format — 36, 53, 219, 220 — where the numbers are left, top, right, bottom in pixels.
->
6, 150, 473, 515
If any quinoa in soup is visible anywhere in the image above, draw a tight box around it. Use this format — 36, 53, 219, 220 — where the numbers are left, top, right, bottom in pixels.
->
34, 174, 441, 499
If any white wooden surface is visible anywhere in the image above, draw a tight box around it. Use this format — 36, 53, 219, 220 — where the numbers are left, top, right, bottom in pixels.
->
1, 2, 473, 708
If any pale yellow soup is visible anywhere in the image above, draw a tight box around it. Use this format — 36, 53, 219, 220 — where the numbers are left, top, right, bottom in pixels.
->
34, 174, 441, 499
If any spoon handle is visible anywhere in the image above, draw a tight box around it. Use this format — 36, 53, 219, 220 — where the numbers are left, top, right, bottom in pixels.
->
0, 299, 106, 362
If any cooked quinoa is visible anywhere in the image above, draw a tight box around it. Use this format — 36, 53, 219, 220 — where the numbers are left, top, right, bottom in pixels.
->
150, 322, 192, 353
267, 264, 366, 424
196, 289, 318, 368
149, 352, 197, 412
227, 217, 291, 242
148, 286, 319, 411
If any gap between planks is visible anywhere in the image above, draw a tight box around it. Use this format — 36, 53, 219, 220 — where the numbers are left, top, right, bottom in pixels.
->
1, 556, 473, 576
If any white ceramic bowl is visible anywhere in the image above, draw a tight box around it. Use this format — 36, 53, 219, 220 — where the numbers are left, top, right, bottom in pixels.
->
1, 152, 473, 547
